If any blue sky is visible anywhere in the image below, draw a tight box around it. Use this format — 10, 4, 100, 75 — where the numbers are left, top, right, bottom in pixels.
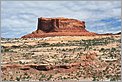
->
1, 1, 121, 38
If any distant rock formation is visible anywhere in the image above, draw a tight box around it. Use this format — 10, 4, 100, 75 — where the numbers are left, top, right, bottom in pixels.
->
21, 17, 97, 38
115, 32, 121, 35
98, 32, 121, 35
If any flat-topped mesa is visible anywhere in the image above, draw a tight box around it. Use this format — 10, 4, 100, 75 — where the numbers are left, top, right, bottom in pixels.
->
22, 17, 96, 38
37, 17, 86, 32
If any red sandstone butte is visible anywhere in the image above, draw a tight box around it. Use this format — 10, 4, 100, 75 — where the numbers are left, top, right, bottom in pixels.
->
21, 17, 97, 38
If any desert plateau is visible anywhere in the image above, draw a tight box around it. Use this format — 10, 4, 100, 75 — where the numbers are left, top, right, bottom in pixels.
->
1, 33, 121, 81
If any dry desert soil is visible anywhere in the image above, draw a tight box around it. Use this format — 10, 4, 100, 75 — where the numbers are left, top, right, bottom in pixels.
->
1, 35, 121, 81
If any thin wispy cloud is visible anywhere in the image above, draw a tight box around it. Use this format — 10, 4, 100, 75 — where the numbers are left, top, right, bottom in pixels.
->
1, 1, 121, 38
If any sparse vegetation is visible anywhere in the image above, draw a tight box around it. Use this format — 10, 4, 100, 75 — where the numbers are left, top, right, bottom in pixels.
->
1, 35, 121, 81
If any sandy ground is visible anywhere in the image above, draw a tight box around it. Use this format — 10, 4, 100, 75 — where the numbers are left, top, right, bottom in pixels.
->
1, 35, 121, 81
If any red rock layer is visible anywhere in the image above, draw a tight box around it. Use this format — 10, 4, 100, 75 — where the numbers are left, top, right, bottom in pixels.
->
21, 17, 97, 38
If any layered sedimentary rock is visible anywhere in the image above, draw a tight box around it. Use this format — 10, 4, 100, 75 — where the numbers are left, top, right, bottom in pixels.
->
22, 17, 96, 38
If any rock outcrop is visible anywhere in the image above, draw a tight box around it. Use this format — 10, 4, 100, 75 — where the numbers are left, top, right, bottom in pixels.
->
21, 17, 96, 38
115, 32, 121, 35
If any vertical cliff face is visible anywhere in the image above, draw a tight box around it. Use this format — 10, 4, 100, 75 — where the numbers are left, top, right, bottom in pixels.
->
21, 17, 96, 38
37, 17, 86, 32
37, 17, 56, 32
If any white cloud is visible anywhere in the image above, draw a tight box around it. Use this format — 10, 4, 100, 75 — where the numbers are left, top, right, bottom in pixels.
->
1, 1, 121, 38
